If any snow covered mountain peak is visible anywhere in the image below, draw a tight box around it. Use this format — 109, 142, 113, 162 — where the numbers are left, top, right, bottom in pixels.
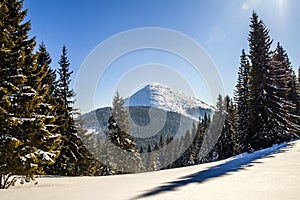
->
124, 82, 213, 119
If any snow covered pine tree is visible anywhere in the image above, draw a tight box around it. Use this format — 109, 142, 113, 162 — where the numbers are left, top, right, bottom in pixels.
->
0, 0, 61, 188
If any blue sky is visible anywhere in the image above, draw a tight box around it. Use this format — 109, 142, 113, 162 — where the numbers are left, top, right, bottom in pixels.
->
24, 0, 300, 113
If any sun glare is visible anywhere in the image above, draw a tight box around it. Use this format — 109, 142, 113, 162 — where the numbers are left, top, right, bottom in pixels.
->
242, 0, 289, 13
241, 0, 289, 25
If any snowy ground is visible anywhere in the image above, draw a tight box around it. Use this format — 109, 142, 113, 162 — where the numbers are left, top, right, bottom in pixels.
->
1, 140, 300, 200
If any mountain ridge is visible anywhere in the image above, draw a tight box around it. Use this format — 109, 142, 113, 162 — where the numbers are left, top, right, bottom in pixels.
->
81, 83, 213, 147
124, 83, 213, 120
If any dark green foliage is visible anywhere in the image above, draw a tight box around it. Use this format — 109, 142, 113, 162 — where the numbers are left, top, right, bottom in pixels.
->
45, 46, 97, 176
36, 42, 57, 106
0, 0, 60, 188
235, 49, 250, 152
271, 43, 300, 137
297, 67, 300, 127
236, 12, 300, 152
247, 12, 273, 151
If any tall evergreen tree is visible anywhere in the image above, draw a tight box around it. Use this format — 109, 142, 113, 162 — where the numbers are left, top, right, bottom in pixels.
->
0, 0, 60, 188
46, 46, 96, 176
106, 94, 143, 174
238, 12, 299, 152
247, 12, 274, 150
270, 43, 300, 138
235, 49, 250, 152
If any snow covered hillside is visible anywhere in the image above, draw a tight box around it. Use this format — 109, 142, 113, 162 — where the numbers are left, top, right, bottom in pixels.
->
81, 83, 214, 147
124, 83, 213, 119
2, 140, 300, 200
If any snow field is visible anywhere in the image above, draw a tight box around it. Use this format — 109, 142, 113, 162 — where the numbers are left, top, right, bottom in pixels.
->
1, 140, 300, 200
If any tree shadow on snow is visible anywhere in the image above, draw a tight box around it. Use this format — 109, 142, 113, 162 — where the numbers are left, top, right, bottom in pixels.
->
134, 142, 293, 199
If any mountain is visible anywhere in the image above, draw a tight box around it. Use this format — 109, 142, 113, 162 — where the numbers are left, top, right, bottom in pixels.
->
124, 83, 213, 120
81, 83, 213, 149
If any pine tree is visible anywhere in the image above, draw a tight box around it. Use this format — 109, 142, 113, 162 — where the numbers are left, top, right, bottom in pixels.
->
238, 12, 299, 152
158, 135, 166, 168
199, 95, 225, 163
76, 116, 109, 175
272, 43, 296, 106
46, 46, 96, 176
297, 66, 300, 126
164, 136, 175, 169
152, 142, 161, 169
106, 116, 143, 173
36, 42, 57, 107
145, 144, 158, 171
270, 43, 300, 139
0, 0, 60, 188
235, 49, 250, 152
214, 96, 237, 160
139, 146, 144, 153
247, 12, 274, 150
106, 94, 143, 174
112, 92, 130, 133
192, 118, 207, 164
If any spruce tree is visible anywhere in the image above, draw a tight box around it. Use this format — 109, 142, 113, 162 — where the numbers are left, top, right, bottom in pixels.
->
106, 94, 143, 174
0, 0, 60, 188
158, 135, 166, 168
238, 12, 299, 151
76, 116, 109, 175
214, 96, 237, 160
112, 92, 130, 133
235, 49, 250, 152
272, 43, 296, 109
145, 144, 158, 171
270, 43, 300, 139
46, 46, 96, 176
247, 12, 273, 150
164, 136, 175, 169
297, 66, 300, 125
106, 116, 143, 173
36, 42, 57, 107
199, 95, 224, 163
192, 117, 207, 164
152, 142, 161, 169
